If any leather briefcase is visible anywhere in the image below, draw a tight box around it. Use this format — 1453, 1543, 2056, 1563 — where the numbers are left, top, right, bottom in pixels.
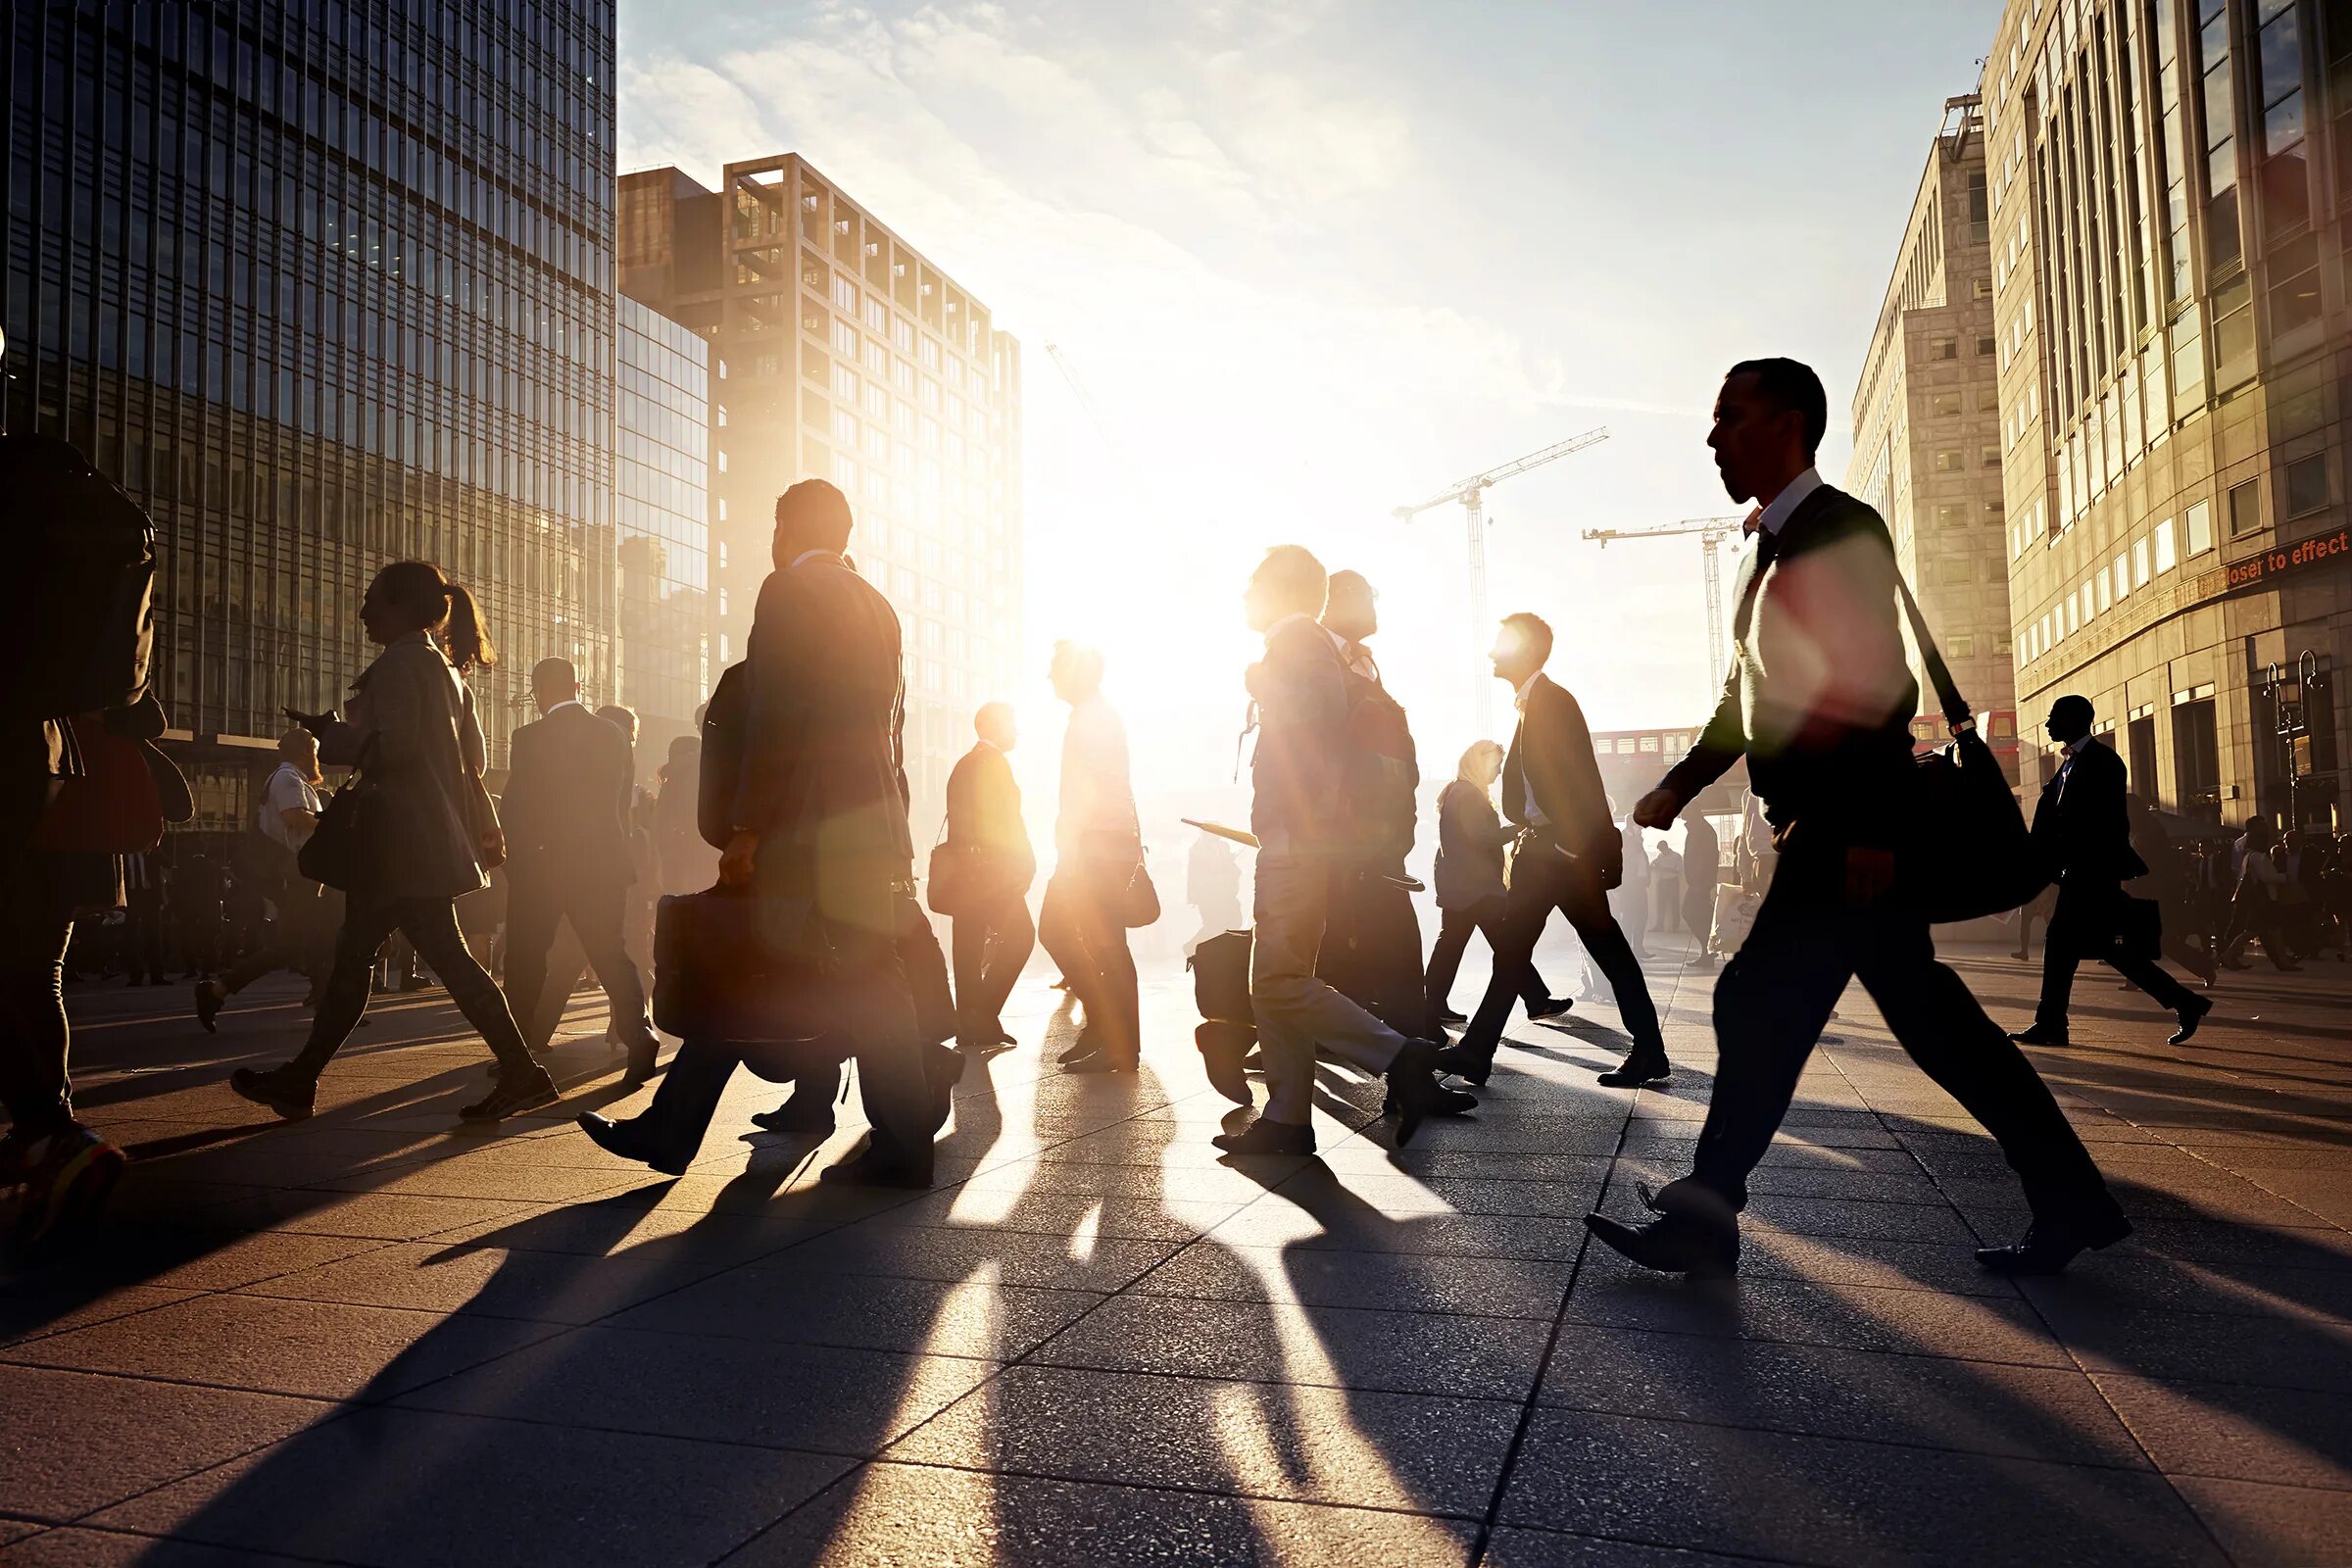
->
653, 888, 836, 1043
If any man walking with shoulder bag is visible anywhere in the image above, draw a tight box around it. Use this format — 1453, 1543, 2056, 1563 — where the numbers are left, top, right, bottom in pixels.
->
1589, 358, 2128, 1280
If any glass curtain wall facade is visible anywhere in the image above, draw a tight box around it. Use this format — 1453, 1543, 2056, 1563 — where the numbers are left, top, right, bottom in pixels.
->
618, 153, 1024, 821
1848, 98, 2024, 781
615, 295, 711, 765
1987, 0, 2350, 828
2, 0, 618, 832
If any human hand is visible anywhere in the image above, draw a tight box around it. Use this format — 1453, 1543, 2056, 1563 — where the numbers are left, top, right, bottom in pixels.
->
1632, 789, 1680, 830
1845, 845, 1897, 905
719, 830, 760, 887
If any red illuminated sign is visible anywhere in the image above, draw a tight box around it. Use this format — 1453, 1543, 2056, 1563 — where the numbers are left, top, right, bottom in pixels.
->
2226, 525, 2352, 592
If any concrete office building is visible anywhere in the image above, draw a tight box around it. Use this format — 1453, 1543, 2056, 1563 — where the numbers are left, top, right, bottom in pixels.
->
1984, 0, 2347, 829
2, 0, 619, 833
617, 153, 1023, 815
1848, 96, 2025, 780
614, 295, 712, 764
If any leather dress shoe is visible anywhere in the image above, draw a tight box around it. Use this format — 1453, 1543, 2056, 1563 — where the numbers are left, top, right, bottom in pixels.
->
229, 1066, 316, 1122
1432, 1042, 1493, 1086
622, 1040, 664, 1087
576, 1111, 694, 1176
2006, 1023, 2071, 1048
1597, 1050, 1671, 1088
1527, 996, 1575, 1021
1584, 1209, 1739, 1278
1975, 1211, 2132, 1275
1386, 1040, 1477, 1148
1433, 1006, 1468, 1025
818, 1146, 934, 1189
193, 980, 225, 1034
2170, 996, 2213, 1046
751, 1088, 837, 1138
1212, 1117, 1315, 1156
1196, 1019, 1254, 1105
459, 1065, 561, 1123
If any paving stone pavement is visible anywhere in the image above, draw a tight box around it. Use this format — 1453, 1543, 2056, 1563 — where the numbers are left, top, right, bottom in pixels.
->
4, 927, 2350, 1566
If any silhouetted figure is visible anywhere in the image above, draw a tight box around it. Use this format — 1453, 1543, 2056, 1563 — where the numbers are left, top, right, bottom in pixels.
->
230, 560, 556, 1125
1592, 357, 2126, 1279
2127, 795, 2214, 983
580, 481, 944, 1187
1039, 641, 1143, 1074
2225, 819, 2304, 971
172, 850, 225, 979
944, 702, 1037, 1054
1423, 740, 1564, 1026
121, 847, 166, 985
1311, 569, 1431, 1036
1212, 546, 1472, 1156
655, 734, 721, 894
496, 660, 661, 1084
2007, 696, 2212, 1050
194, 729, 326, 1030
597, 703, 660, 983
1439, 612, 1669, 1089
1650, 842, 1683, 932
1682, 808, 1720, 957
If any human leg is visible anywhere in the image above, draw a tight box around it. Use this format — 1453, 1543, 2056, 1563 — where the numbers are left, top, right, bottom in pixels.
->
280, 897, 405, 1083
0, 903, 75, 1136
1422, 906, 1477, 1015
397, 899, 540, 1075
499, 876, 563, 1052
1453, 866, 1558, 1067
1857, 920, 2122, 1232
1564, 878, 1667, 1056
565, 880, 658, 1056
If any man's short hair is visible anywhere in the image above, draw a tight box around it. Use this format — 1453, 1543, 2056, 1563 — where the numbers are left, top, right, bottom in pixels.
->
974, 701, 1014, 737
1051, 640, 1104, 692
1499, 611, 1554, 666
1727, 357, 1830, 459
1253, 545, 1328, 618
775, 478, 855, 551
532, 657, 578, 689
2051, 694, 2094, 730
595, 703, 638, 739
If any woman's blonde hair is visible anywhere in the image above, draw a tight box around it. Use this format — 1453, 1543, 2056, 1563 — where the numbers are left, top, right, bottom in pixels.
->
1456, 739, 1504, 784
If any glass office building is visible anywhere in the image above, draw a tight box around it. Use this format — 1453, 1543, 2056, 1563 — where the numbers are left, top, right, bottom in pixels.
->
615, 295, 711, 763
2, 0, 618, 830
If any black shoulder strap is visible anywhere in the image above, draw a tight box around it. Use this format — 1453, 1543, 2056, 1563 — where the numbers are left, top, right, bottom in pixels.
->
1892, 568, 1974, 733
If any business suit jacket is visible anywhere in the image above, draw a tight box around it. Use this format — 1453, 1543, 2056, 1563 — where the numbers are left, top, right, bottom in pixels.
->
326, 632, 490, 903
1433, 779, 1512, 908
729, 552, 913, 924
1659, 483, 1919, 854
501, 704, 636, 889
945, 741, 1036, 894
1502, 672, 1619, 880
1249, 616, 1348, 853
2031, 739, 2147, 886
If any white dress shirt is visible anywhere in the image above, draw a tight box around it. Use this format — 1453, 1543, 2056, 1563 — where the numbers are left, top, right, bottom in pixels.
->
1755, 466, 1824, 536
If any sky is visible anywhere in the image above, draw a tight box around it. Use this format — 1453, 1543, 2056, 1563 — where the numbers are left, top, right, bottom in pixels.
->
615, 0, 2006, 835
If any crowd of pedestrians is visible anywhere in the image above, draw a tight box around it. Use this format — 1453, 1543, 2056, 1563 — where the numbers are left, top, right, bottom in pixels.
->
5, 359, 2344, 1284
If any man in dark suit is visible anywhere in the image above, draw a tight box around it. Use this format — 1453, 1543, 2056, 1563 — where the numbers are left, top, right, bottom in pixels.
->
578, 480, 944, 1187
498, 658, 661, 1084
1590, 357, 2127, 1279
2010, 695, 2212, 1048
944, 701, 1036, 1054
1440, 612, 1668, 1088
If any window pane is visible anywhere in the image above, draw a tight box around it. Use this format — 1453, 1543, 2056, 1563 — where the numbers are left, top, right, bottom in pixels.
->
2229, 476, 2264, 536
2286, 454, 2328, 514
2265, 91, 2306, 152
2186, 498, 2215, 554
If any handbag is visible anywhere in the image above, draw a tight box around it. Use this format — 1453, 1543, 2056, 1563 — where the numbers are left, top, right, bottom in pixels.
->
653, 888, 837, 1042
33, 714, 164, 856
1891, 572, 2042, 922
1120, 858, 1161, 929
299, 773, 383, 892
925, 820, 974, 917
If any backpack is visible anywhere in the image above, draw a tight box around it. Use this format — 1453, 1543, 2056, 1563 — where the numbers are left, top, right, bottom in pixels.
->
0, 436, 156, 721
1337, 657, 1420, 861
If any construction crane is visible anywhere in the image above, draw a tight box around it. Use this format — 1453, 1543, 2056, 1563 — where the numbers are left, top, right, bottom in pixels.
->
1580, 515, 1748, 699
1395, 427, 1610, 732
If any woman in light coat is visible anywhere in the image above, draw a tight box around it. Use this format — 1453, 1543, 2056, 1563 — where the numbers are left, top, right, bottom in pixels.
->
230, 561, 555, 1123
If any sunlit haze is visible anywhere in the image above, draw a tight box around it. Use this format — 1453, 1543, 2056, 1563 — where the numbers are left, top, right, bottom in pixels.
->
618, 0, 2004, 835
